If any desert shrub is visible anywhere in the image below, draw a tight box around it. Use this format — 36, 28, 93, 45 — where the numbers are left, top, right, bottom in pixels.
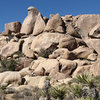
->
38, 48, 56, 58
12, 51, 24, 57
76, 73, 96, 88
68, 73, 100, 100
12, 87, 41, 100
69, 84, 83, 98
0, 58, 18, 72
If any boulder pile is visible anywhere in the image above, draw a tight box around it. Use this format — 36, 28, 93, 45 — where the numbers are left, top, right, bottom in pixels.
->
0, 6, 100, 90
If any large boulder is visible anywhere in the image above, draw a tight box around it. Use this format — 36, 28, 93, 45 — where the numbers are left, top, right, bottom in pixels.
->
22, 36, 35, 58
4, 22, 21, 34
0, 67, 33, 85
25, 76, 46, 89
44, 14, 65, 33
20, 6, 39, 35
0, 71, 21, 84
33, 13, 45, 36
0, 42, 20, 57
49, 68, 66, 80
58, 35, 77, 51
31, 32, 68, 53
72, 46, 94, 59
49, 48, 76, 60
75, 14, 100, 38
59, 59, 77, 76
33, 59, 59, 76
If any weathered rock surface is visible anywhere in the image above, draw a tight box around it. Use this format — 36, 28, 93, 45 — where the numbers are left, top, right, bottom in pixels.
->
4, 22, 21, 34
90, 57, 100, 76
0, 42, 20, 57
59, 59, 77, 76
33, 13, 45, 36
49, 48, 76, 60
0, 36, 8, 51
20, 6, 39, 35
1, 6, 100, 91
72, 65, 91, 77
31, 32, 68, 53
33, 59, 59, 75
75, 14, 100, 38
89, 24, 100, 38
22, 36, 35, 58
44, 14, 65, 33
72, 46, 94, 59
59, 35, 77, 50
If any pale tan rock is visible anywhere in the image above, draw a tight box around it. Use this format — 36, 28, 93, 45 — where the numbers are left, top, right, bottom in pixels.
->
66, 23, 80, 37
72, 65, 91, 78
74, 59, 91, 66
33, 13, 45, 36
31, 58, 46, 71
59, 59, 77, 76
89, 24, 100, 38
22, 36, 35, 58
72, 46, 94, 59
0, 36, 8, 51
44, 14, 65, 33
87, 53, 97, 61
49, 48, 76, 60
59, 35, 77, 51
34, 59, 59, 75
31, 32, 68, 53
27, 76, 46, 89
90, 57, 100, 76
75, 14, 100, 38
20, 6, 39, 35
0, 42, 20, 57
5, 22, 21, 33
49, 68, 66, 80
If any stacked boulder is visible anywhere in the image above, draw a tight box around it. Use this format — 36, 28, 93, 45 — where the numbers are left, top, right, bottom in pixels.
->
0, 6, 100, 90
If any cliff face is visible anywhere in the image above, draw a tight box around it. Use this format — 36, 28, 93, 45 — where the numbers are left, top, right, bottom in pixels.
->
0, 6, 100, 90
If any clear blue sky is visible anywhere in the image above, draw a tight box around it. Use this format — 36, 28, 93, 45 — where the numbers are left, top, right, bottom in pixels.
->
0, 0, 100, 32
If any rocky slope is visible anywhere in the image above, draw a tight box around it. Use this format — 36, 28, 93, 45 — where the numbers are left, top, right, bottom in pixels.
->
0, 6, 100, 98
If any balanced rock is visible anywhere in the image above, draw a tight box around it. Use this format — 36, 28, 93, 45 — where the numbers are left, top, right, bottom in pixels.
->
20, 6, 39, 35
33, 13, 45, 36
44, 14, 65, 33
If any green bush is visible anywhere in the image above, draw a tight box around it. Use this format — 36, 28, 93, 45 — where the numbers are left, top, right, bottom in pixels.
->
38, 48, 55, 58
0, 58, 18, 72
50, 84, 67, 100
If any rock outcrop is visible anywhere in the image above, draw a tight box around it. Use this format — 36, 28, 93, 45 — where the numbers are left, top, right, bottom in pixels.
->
1, 6, 100, 93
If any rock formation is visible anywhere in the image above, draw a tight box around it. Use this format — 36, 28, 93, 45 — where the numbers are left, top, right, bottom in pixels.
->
1, 6, 100, 96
